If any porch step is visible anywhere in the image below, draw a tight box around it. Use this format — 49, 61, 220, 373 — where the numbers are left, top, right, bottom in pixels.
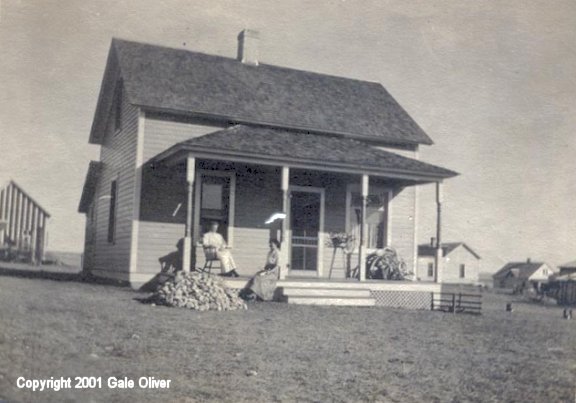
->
280, 287, 371, 298
277, 286, 375, 306
285, 296, 376, 306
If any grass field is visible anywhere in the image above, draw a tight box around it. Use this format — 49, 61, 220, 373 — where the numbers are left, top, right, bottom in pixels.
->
0, 268, 575, 402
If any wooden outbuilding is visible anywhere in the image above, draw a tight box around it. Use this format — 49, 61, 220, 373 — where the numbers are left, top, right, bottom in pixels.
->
0, 179, 50, 263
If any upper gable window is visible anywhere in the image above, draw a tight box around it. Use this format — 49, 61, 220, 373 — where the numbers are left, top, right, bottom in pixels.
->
114, 79, 123, 133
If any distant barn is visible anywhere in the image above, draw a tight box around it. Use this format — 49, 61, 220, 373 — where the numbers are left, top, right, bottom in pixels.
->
0, 179, 50, 263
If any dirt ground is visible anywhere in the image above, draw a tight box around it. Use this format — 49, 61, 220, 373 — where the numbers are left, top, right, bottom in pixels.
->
0, 270, 574, 402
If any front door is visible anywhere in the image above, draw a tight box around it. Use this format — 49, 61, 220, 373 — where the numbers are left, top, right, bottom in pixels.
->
289, 189, 323, 273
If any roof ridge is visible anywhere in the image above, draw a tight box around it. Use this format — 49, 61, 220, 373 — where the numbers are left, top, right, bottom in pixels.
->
111, 37, 384, 87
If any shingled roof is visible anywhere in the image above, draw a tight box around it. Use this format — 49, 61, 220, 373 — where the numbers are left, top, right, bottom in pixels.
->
91, 38, 434, 146
418, 242, 481, 259
154, 125, 457, 180
492, 262, 547, 279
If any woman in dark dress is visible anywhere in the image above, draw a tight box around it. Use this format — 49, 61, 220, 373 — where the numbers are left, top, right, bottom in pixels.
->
240, 239, 280, 301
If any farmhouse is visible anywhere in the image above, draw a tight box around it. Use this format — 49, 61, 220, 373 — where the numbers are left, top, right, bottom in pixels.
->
0, 178, 50, 264
417, 240, 480, 284
79, 31, 458, 296
492, 259, 556, 291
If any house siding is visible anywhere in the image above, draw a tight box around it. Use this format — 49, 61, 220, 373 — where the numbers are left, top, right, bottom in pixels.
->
390, 186, 416, 274
90, 86, 139, 281
441, 245, 480, 284
142, 113, 227, 162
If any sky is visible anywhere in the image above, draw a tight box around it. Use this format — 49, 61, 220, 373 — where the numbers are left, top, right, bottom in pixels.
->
0, 0, 574, 272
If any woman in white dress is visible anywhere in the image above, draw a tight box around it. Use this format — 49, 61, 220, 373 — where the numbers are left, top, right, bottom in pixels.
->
202, 222, 239, 277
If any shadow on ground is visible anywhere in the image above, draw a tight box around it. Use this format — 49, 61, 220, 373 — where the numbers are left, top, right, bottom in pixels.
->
0, 264, 127, 287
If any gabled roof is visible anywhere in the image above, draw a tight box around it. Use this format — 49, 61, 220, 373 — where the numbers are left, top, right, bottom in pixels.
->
492, 262, 548, 279
559, 259, 576, 269
418, 242, 481, 259
0, 179, 51, 218
154, 125, 458, 181
90, 38, 434, 146
78, 161, 103, 213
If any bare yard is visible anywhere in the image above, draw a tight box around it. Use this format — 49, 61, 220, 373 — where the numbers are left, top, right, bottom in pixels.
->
0, 270, 574, 402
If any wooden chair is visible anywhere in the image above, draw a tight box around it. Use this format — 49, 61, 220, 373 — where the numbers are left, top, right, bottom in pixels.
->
200, 246, 221, 274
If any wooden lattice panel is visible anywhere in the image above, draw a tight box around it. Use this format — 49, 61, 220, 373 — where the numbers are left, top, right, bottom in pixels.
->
370, 290, 431, 310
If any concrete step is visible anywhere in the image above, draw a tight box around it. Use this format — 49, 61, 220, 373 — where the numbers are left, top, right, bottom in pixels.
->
285, 296, 376, 306
279, 287, 371, 298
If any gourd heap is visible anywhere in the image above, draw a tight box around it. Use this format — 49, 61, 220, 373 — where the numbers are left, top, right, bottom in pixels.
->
151, 271, 247, 311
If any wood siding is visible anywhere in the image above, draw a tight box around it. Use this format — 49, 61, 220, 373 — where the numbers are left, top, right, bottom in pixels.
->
142, 113, 226, 162
389, 186, 417, 273
89, 83, 139, 280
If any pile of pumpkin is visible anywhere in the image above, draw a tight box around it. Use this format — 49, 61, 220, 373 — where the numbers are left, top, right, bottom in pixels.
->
151, 271, 247, 311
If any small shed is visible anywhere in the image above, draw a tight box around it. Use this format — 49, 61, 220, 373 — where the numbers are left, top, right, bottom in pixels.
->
417, 240, 481, 284
0, 179, 50, 263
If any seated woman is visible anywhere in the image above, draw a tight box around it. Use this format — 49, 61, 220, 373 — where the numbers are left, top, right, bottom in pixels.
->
240, 239, 280, 301
202, 221, 239, 277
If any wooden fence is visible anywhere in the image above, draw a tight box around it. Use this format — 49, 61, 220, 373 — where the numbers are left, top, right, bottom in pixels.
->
431, 292, 482, 315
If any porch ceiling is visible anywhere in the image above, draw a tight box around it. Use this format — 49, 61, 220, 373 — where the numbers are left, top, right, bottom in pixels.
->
153, 125, 458, 182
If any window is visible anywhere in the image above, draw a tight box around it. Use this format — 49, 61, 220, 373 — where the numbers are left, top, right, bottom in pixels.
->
428, 262, 434, 277
107, 180, 118, 243
114, 80, 123, 133
460, 264, 466, 278
347, 186, 389, 250
198, 174, 231, 240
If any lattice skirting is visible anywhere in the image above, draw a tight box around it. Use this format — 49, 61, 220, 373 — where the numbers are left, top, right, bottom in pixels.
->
370, 290, 431, 310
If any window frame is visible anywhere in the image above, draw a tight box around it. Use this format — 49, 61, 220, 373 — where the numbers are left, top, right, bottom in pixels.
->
113, 79, 123, 134
459, 263, 466, 278
107, 178, 118, 244
193, 170, 236, 247
427, 262, 434, 277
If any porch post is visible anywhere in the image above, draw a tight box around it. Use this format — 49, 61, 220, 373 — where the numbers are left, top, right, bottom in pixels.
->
279, 166, 290, 280
434, 181, 443, 283
359, 174, 369, 282
183, 156, 196, 272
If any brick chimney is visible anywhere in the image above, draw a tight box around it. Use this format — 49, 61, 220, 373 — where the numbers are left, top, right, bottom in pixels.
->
430, 237, 437, 247
237, 29, 260, 66
527, 257, 531, 264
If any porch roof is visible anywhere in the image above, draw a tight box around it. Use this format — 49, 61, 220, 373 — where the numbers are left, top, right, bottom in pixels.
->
154, 125, 458, 182
78, 161, 103, 213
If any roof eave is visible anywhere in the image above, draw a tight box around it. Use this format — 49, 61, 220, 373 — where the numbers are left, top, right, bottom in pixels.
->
154, 143, 457, 182
137, 104, 434, 147
89, 39, 125, 145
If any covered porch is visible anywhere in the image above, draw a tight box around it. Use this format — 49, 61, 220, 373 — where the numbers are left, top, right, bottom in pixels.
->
141, 125, 457, 286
